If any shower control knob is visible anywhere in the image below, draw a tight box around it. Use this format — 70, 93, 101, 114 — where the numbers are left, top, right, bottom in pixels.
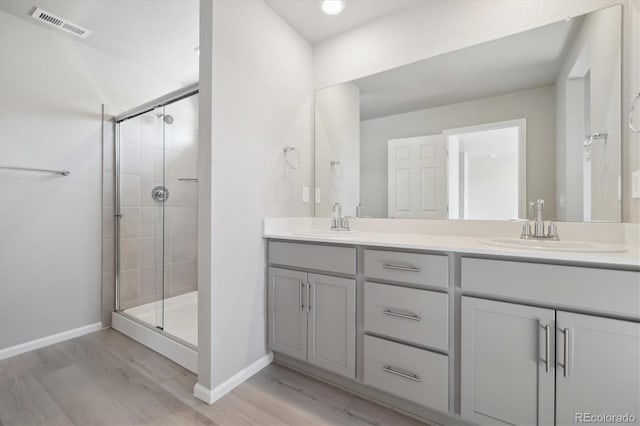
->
151, 185, 169, 202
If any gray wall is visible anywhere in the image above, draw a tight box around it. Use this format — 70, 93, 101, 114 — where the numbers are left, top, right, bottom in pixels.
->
360, 86, 556, 218
315, 83, 360, 217
555, 5, 622, 222
197, 0, 313, 392
0, 10, 180, 350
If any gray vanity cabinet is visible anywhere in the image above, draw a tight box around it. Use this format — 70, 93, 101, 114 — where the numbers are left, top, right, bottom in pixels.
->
461, 297, 555, 426
555, 312, 640, 425
462, 296, 640, 426
307, 273, 356, 378
267, 267, 308, 361
267, 266, 356, 379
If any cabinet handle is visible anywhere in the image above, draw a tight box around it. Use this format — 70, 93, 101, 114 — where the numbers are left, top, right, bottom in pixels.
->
306, 283, 312, 314
299, 281, 304, 312
383, 310, 421, 321
562, 327, 570, 377
382, 264, 421, 273
544, 324, 550, 373
382, 365, 421, 382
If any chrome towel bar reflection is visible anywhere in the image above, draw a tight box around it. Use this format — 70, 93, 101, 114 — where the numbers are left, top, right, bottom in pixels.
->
177, 177, 198, 182
0, 165, 70, 176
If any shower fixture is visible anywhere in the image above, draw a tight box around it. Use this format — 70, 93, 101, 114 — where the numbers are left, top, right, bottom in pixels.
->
154, 107, 174, 124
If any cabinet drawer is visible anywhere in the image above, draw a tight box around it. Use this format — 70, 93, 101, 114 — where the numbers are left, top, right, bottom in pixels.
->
461, 257, 640, 318
364, 282, 448, 351
363, 335, 448, 412
364, 249, 448, 288
269, 241, 356, 275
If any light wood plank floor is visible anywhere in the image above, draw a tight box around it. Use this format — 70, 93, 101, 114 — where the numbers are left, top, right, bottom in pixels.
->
0, 329, 427, 426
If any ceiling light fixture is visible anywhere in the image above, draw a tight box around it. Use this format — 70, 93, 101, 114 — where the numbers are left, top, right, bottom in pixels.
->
321, 0, 345, 15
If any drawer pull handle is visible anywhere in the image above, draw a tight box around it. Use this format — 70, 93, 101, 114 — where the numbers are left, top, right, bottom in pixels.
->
383, 310, 421, 321
382, 264, 421, 273
382, 365, 421, 382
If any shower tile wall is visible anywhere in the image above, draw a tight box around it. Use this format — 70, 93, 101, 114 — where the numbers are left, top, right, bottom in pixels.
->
117, 108, 199, 311
101, 99, 198, 326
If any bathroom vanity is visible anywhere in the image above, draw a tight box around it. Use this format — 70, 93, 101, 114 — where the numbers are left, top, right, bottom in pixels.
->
264, 220, 640, 425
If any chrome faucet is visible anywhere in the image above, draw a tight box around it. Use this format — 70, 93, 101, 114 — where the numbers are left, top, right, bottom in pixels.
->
331, 202, 350, 231
521, 199, 559, 240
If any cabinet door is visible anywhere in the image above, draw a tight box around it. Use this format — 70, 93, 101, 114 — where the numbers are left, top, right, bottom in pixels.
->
307, 273, 356, 379
556, 312, 640, 425
267, 268, 307, 361
461, 297, 555, 425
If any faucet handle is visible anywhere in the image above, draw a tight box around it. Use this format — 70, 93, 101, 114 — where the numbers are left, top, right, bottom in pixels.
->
520, 222, 532, 239
547, 222, 559, 241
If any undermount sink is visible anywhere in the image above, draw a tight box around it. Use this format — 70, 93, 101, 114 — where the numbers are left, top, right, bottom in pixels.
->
480, 238, 627, 254
293, 229, 364, 237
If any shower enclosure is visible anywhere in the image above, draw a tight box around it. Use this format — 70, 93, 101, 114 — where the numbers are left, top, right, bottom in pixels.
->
111, 84, 199, 368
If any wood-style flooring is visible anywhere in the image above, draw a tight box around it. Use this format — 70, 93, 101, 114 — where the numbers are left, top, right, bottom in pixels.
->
0, 329, 426, 425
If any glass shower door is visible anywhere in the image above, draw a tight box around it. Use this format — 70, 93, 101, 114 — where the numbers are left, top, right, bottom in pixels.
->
162, 95, 199, 346
117, 107, 167, 330
116, 91, 198, 347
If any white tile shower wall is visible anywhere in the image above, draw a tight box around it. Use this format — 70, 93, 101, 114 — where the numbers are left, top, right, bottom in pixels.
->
115, 100, 199, 311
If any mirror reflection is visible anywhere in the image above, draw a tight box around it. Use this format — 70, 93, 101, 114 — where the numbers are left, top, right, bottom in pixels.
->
314, 5, 622, 222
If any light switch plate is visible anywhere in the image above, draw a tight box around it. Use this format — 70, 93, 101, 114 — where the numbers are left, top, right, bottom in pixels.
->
302, 186, 309, 203
632, 170, 640, 199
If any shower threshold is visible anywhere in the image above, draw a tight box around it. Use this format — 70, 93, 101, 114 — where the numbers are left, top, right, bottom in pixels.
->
112, 291, 198, 373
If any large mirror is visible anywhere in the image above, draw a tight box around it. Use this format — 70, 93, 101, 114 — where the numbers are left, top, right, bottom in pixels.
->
314, 5, 622, 222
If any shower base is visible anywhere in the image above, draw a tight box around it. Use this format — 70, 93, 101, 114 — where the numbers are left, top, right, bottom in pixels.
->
112, 291, 198, 373
124, 291, 198, 347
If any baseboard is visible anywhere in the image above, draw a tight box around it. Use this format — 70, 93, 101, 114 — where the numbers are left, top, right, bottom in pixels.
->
112, 312, 198, 373
0, 322, 102, 361
194, 352, 274, 404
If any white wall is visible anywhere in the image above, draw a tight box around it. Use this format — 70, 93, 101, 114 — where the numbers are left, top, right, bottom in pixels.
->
197, 0, 313, 392
315, 83, 360, 217
556, 5, 622, 222
315, 0, 640, 222
360, 86, 555, 218
0, 10, 180, 350
465, 154, 519, 220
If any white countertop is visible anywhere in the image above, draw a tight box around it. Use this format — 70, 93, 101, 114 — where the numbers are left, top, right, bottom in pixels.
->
263, 218, 640, 269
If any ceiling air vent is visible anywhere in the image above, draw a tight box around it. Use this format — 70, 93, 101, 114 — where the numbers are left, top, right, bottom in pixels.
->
30, 7, 91, 39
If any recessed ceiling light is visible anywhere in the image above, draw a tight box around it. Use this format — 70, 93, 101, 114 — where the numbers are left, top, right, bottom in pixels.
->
321, 0, 345, 15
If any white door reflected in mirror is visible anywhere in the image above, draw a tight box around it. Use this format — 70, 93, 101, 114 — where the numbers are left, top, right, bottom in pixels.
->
387, 134, 447, 219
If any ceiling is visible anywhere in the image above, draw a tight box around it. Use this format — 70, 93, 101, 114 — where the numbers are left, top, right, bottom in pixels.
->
0, 0, 199, 86
264, 0, 420, 44
353, 16, 582, 121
